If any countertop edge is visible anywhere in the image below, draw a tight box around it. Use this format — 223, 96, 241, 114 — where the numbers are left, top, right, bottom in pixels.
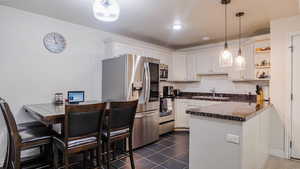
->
186, 103, 273, 122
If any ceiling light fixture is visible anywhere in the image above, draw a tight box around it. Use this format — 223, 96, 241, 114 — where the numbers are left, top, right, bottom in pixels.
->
235, 12, 246, 70
219, 0, 233, 67
173, 23, 183, 31
93, 0, 120, 22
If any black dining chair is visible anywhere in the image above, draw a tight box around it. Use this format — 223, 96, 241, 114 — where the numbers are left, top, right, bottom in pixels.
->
17, 121, 45, 132
0, 98, 55, 169
52, 102, 107, 169
0, 101, 10, 169
102, 100, 138, 169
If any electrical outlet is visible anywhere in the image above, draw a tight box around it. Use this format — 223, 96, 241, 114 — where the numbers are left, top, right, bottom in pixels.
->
226, 134, 240, 144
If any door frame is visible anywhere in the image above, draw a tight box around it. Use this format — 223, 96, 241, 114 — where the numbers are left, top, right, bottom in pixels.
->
289, 31, 300, 159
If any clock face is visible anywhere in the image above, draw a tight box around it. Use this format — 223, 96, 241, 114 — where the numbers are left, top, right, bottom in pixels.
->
43, 32, 66, 53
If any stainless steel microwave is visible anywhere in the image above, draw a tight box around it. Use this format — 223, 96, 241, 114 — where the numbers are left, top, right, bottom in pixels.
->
160, 64, 168, 81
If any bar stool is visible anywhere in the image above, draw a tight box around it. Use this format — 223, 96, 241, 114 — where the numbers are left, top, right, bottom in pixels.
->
52, 102, 107, 169
0, 98, 54, 169
102, 100, 138, 169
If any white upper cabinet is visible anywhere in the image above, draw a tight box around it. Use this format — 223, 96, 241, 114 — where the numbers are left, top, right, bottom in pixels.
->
193, 45, 228, 75
171, 52, 187, 81
194, 49, 213, 74
170, 52, 199, 81
243, 42, 256, 79
186, 54, 198, 80
181, 35, 268, 81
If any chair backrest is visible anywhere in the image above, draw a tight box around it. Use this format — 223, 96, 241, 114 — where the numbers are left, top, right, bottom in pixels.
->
0, 98, 19, 169
108, 100, 138, 132
64, 103, 107, 145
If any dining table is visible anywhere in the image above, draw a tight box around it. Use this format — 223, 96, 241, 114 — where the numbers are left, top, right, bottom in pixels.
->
23, 100, 106, 133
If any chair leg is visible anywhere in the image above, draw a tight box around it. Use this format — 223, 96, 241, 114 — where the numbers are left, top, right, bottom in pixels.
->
112, 142, 117, 160
128, 137, 135, 169
90, 149, 95, 166
3, 145, 9, 169
97, 146, 102, 168
106, 141, 111, 169
83, 151, 88, 169
53, 144, 59, 169
45, 144, 53, 164
15, 148, 21, 169
102, 142, 106, 163
63, 151, 69, 169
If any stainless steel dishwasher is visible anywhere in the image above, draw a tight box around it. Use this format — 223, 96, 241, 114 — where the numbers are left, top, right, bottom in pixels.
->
132, 110, 159, 149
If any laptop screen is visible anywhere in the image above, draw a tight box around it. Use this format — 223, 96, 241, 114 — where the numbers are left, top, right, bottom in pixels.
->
68, 91, 85, 103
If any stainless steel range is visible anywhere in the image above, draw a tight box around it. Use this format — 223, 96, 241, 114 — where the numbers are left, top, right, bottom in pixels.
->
102, 54, 160, 148
159, 98, 175, 135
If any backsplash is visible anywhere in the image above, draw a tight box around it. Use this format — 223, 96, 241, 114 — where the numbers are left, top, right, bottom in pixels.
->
173, 77, 269, 97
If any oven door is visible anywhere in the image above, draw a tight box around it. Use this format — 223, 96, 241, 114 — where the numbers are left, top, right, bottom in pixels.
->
159, 113, 174, 123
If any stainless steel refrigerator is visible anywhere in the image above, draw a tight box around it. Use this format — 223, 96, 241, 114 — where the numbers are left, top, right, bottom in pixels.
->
102, 54, 160, 148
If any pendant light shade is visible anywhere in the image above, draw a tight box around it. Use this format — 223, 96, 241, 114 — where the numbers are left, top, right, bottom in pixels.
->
235, 50, 246, 70
219, 0, 233, 67
235, 12, 246, 70
219, 43, 233, 67
93, 0, 120, 22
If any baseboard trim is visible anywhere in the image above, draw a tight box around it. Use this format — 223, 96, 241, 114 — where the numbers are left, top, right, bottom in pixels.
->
270, 149, 286, 158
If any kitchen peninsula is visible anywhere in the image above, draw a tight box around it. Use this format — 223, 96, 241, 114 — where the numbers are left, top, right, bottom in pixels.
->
187, 102, 274, 169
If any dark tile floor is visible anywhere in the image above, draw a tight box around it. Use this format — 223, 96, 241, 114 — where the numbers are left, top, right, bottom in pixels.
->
112, 131, 189, 169
39, 131, 189, 169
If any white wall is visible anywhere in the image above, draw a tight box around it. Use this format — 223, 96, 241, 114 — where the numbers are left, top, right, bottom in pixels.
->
0, 5, 172, 122
270, 15, 300, 157
0, 5, 172, 165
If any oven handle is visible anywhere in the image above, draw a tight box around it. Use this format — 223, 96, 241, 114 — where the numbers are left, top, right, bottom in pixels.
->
135, 113, 145, 119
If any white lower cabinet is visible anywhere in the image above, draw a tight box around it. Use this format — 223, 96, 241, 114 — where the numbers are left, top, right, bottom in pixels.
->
174, 99, 189, 128
174, 99, 222, 129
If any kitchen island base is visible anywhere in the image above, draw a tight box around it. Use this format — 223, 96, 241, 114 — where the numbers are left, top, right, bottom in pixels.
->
189, 103, 273, 169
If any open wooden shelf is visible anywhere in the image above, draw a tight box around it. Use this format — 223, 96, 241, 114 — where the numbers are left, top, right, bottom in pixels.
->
256, 66, 271, 69
231, 79, 270, 86
256, 50, 271, 54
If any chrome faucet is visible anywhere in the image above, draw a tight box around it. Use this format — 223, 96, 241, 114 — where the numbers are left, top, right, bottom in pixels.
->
210, 88, 216, 97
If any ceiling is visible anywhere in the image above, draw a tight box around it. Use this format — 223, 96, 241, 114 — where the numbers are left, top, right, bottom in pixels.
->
0, 0, 299, 49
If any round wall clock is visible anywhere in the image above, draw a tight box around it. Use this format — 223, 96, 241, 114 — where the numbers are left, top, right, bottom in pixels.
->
43, 32, 66, 53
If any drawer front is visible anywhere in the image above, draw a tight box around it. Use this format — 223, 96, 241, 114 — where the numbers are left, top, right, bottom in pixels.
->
159, 121, 175, 135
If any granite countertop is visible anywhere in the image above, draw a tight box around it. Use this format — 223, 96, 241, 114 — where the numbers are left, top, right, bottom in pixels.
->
186, 102, 272, 122
175, 92, 257, 103
175, 95, 231, 102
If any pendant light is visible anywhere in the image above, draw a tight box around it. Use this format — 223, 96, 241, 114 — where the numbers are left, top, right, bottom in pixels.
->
235, 12, 246, 70
219, 0, 233, 67
93, 0, 120, 22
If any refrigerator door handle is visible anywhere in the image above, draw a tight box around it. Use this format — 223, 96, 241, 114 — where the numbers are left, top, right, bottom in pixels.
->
146, 62, 151, 103
143, 62, 149, 103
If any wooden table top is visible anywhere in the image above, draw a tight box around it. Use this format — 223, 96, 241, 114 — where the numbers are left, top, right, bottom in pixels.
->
24, 100, 105, 125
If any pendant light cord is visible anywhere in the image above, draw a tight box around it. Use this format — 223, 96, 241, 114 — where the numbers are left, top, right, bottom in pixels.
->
239, 14, 241, 50
225, 3, 228, 46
